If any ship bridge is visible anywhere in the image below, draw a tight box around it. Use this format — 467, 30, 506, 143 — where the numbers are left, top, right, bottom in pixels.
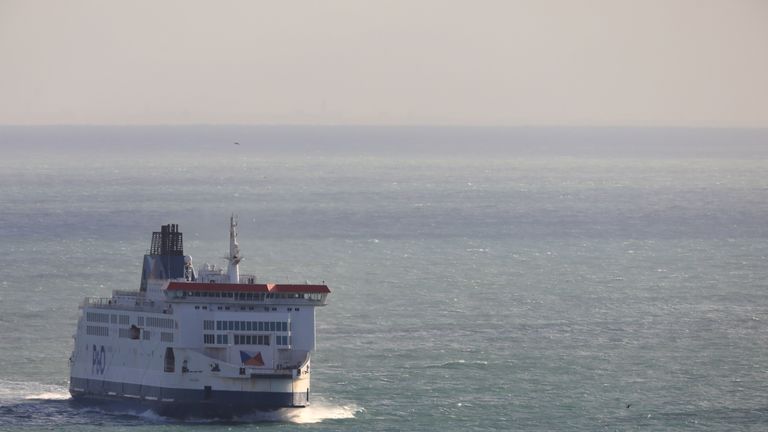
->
163, 281, 330, 305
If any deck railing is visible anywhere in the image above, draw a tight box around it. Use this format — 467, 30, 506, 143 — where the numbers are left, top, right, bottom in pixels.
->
81, 296, 170, 313
239, 274, 258, 284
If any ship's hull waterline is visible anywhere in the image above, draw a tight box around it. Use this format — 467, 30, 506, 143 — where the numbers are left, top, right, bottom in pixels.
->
70, 377, 308, 417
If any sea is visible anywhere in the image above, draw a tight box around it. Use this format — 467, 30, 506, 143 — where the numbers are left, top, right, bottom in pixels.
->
0, 126, 767, 431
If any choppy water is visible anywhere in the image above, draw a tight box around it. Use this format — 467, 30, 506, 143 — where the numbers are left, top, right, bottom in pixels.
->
1, 126, 767, 431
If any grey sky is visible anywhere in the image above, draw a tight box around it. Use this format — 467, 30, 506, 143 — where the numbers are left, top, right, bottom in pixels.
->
1, 0, 767, 127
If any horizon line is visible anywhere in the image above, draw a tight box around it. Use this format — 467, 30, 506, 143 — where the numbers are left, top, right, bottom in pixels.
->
1, 123, 767, 131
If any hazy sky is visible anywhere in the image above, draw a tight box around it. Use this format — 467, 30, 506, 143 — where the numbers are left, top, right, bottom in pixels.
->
1, 0, 767, 127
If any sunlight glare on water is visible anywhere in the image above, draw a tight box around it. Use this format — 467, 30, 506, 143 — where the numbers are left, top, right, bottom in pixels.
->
1, 127, 768, 431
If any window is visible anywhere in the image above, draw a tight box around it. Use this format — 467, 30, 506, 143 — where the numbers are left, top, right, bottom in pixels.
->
86, 325, 109, 336
143, 330, 151, 340
164, 347, 175, 373
203, 320, 214, 330
232, 334, 270, 345
216, 321, 222, 330
161, 332, 174, 342
86, 312, 110, 323
203, 334, 215, 344
146, 316, 174, 329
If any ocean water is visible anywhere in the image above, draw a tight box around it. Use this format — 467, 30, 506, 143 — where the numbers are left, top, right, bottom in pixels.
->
1, 126, 768, 431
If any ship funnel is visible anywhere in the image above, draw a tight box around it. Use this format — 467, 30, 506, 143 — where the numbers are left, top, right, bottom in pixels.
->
140, 223, 189, 291
150, 223, 184, 256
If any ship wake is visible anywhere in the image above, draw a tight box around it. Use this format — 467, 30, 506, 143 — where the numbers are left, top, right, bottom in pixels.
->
0, 379, 71, 402
240, 398, 362, 424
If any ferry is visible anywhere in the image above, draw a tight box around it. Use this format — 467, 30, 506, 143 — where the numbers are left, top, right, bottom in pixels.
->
68, 216, 331, 417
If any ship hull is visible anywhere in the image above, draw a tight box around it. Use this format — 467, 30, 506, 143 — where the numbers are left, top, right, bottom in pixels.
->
70, 377, 308, 418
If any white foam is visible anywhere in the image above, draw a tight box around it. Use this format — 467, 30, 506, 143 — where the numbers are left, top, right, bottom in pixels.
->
0, 379, 70, 402
136, 408, 173, 423
278, 401, 362, 424
24, 391, 71, 400
238, 398, 362, 424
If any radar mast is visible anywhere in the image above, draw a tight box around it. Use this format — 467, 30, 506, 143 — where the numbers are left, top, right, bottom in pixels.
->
227, 214, 242, 283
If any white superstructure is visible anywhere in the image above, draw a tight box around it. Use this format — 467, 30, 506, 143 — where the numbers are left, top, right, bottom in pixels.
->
68, 218, 330, 417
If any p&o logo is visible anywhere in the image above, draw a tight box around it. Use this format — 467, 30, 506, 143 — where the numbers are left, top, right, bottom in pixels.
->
92, 345, 106, 375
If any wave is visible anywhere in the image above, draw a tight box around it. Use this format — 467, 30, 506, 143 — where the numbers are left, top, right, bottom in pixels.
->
423, 360, 490, 369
